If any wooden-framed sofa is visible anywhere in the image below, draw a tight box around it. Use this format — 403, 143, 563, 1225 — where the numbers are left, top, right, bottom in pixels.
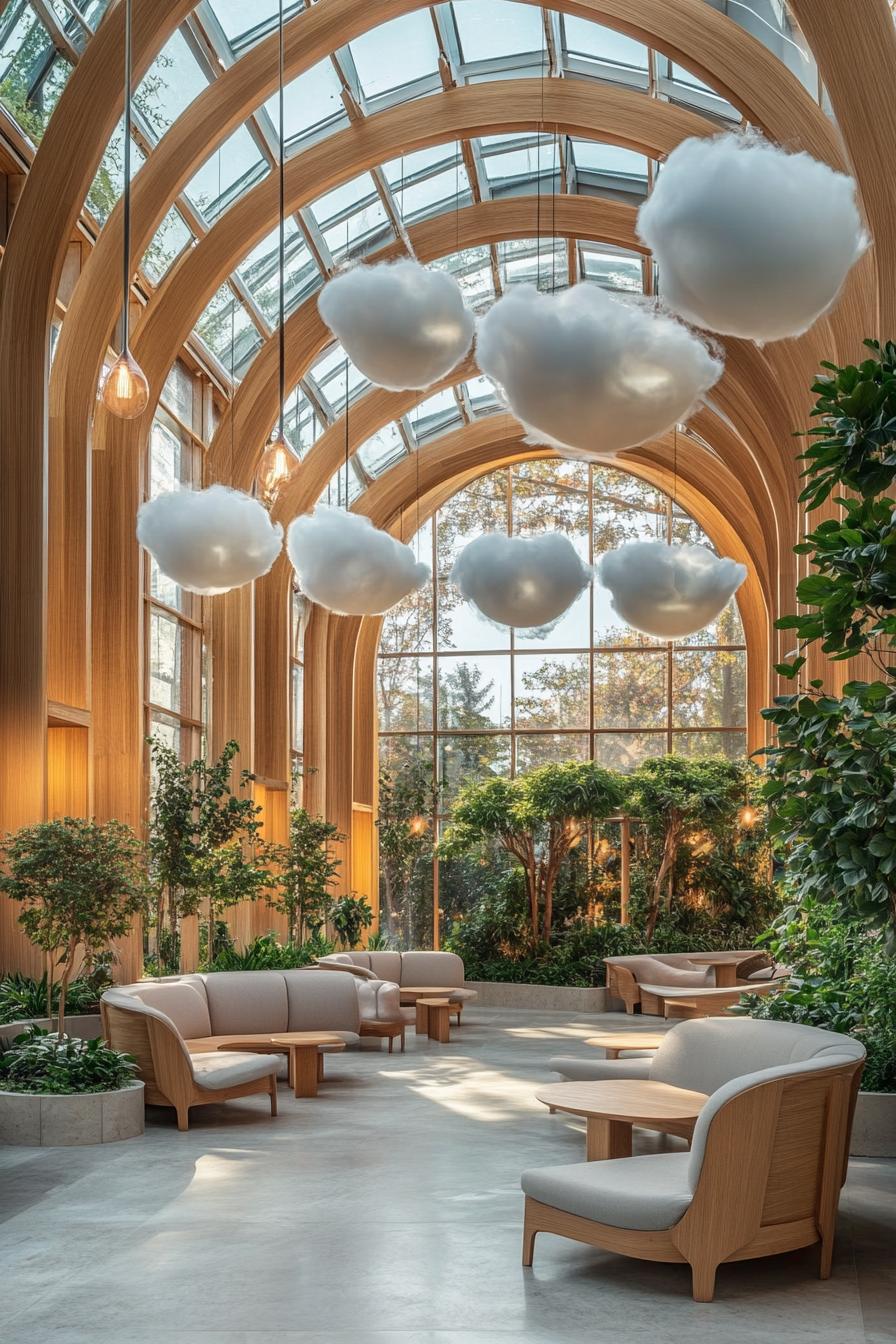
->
318, 950, 477, 1024
604, 952, 785, 1016
525, 1018, 865, 1301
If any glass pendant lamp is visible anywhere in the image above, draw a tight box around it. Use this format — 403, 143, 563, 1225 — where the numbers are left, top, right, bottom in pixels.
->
255, 0, 299, 507
101, 0, 149, 419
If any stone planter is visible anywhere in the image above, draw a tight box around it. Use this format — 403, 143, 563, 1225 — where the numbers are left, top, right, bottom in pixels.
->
0, 1013, 103, 1046
467, 980, 609, 1012
0, 1080, 144, 1146
850, 1091, 896, 1158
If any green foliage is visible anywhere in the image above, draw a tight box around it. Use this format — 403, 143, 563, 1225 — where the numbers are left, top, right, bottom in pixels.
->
206, 932, 334, 972
377, 760, 438, 946
329, 896, 373, 950
265, 792, 343, 945
738, 900, 896, 1093
0, 818, 147, 1035
366, 929, 397, 950
439, 761, 624, 942
0, 1028, 137, 1096
0, 961, 112, 1026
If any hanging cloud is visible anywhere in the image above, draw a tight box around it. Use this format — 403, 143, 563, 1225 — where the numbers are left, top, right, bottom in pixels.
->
451, 532, 592, 636
637, 131, 867, 342
598, 541, 746, 639
475, 283, 722, 458
286, 505, 430, 616
317, 258, 475, 391
136, 485, 283, 596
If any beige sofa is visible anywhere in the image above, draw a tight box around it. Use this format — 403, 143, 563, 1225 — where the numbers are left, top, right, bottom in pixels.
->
102, 968, 403, 1128
318, 951, 477, 1022
604, 951, 782, 1015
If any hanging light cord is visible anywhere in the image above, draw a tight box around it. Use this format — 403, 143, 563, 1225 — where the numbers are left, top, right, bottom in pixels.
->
277, 0, 286, 440
121, 0, 133, 353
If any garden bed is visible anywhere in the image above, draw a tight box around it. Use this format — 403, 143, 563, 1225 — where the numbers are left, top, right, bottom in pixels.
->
0, 1079, 144, 1146
467, 981, 609, 1012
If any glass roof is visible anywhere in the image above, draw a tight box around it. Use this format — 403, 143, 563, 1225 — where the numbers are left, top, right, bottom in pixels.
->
0, 0, 824, 384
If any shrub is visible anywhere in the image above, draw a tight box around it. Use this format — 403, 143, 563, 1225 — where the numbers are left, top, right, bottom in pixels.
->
0, 1028, 137, 1095
206, 932, 334, 972
0, 961, 112, 1026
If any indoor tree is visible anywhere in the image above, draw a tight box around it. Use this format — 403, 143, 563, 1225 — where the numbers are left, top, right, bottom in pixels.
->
762, 340, 896, 940
266, 795, 343, 946
0, 817, 147, 1035
330, 895, 374, 950
439, 760, 624, 943
376, 758, 438, 946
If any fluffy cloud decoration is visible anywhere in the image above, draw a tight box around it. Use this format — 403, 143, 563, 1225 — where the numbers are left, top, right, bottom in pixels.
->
136, 485, 283, 596
317, 259, 475, 391
636, 131, 867, 342
475, 283, 722, 458
286, 505, 430, 616
451, 532, 592, 635
598, 541, 746, 639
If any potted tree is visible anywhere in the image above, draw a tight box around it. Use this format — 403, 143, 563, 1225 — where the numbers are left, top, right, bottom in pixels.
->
0, 817, 147, 1145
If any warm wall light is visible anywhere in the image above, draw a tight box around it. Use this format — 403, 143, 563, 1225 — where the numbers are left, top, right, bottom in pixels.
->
101, 349, 149, 419
737, 804, 758, 829
255, 429, 298, 507
408, 815, 428, 836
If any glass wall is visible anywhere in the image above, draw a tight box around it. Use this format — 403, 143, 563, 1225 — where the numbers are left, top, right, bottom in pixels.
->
377, 458, 746, 945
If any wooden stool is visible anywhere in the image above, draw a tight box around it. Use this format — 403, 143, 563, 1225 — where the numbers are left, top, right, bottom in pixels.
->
416, 997, 451, 1043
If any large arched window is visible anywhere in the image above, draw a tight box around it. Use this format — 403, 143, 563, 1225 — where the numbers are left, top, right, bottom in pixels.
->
376, 457, 747, 945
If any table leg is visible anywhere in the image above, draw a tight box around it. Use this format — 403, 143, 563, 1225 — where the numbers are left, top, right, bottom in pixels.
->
586, 1117, 632, 1161
428, 1003, 450, 1044
317, 1052, 324, 1082
415, 1001, 429, 1034
605, 1047, 621, 1060
292, 1046, 319, 1098
714, 964, 738, 988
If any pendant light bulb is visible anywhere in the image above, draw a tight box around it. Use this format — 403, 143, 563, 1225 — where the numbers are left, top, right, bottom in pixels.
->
256, 426, 298, 508
101, 348, 149, 419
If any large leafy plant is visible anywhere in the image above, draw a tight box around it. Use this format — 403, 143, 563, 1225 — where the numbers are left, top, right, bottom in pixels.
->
0, 1028, 137, 1095
762, 340, 896, 939
377, 759, 438, 945
265, 790, 343, 946
0, 818, 147, 1036
0, 960, 112, 1026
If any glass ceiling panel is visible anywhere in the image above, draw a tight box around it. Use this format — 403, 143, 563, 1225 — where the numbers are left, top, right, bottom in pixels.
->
431, 246, 495, 310
310, 346, 370, 413
465, 374, 501, 411
237, 219, 319, 323
135, 28, 209, 144
283, 384, 320, 458
0, 3, 73, 143
571, 141, 648, 182
195, 285, 261, 375
498, 237, 567, 290
209, 0, 281, 46
580, 243, 643, 292
86, 128, 145, 225
141, 205, 194, 284
562, 16, 648, 70
452, 1, 544, 63
265, 58, 347, 148
348, 12, 440, 101
480, 134, 558, 190
357, 422, 407, 476
411, 388, 462, 442
184, 123, 267, 223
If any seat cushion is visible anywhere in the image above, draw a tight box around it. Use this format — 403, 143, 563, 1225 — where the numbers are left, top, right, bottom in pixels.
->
366, 952, 403, 983
124, 982, 212, 1039
201, 972, 289, 1036
400, 951, 465, 988
548, 1055, 654, 1082
316, 959, 378, 980
190, 1050, 280, 1090
522, 1153, 692, 1231
282, 968, 360, 1033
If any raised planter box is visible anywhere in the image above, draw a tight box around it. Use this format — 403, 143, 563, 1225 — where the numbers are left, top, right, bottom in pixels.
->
0, 1013, 103, 1046
467, 980, 609, 1012
851, 1091, 896, 1158
0, 1080, 144, 1146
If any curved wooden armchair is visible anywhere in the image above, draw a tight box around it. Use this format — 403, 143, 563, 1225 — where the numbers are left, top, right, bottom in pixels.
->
523, 1052, 863, 1301
102, 991, 279, 1132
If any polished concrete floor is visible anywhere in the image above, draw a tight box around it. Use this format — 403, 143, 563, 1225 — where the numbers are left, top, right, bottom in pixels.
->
1, 1007, 893, 1343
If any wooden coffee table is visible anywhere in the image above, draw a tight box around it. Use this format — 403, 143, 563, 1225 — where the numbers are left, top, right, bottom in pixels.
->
535, 1079, 708, 1160
584, 1031, 667, 1058
415, 997, 451, 1043
684, 951, 757, 988
401, 987, 464, 1026
269, 1033, 346, 1098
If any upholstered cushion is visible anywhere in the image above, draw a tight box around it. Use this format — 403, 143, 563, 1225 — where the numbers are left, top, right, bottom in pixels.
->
316, 959, 378, 980
522, 1153, 692, 1231
360, 979, 402, 1022
400, 951, 465, 988
649, 1017, 867, 1098
611, 956, 712, 989
115, 981, 212, 1040
638, 981, 747, 1000
366, 952, 403, 983
282, 968, 360, 1033
201, 972, 289, 1035
548, 1055, 654, 1083
189, 1050, 280, 1090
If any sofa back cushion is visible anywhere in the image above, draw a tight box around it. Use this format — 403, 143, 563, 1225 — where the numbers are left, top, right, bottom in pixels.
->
366, 952, 403, 983
201, 971, 289, 1035
283, 969, 360, 1032
650, 1017, 867, 1096
122, 980, 212, 1040
399, 951, 464, 988
607, 955, 712, 989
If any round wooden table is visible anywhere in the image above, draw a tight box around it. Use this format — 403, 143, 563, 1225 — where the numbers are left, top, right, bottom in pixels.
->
584, 1032, 667, 1058
536, 1079, 708, 1160
269, 1033, 346, 1098
684, 951, 757, 988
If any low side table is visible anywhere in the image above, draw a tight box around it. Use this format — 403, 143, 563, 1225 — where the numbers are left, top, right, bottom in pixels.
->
684, 952, 757, 988
584, 1032, 666, 1059
401, 987, 464, 1026
535, 1079, 708, 1160
415, 997, 451, 1043
269, 1033, 346, 1098
360, 1019, 406, 1053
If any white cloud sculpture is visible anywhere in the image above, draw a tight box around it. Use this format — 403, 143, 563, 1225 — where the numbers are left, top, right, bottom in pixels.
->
637, 131, 867, 343
317, 259, 475, 391
598, 541, 747, 640
286, 505, 430, 616
475, 283, 722, 458
451, 532, 592, 635
136, 484, 283, 596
